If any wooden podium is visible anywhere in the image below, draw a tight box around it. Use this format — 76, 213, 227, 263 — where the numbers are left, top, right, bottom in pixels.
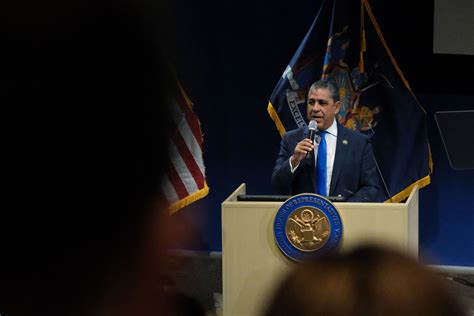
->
221, 183, 419, 316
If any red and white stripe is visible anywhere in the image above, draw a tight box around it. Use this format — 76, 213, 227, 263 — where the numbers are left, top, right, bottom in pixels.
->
161, 84, 208, 213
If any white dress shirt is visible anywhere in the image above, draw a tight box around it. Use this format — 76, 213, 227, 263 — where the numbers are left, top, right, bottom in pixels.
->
290, 119, 338, 195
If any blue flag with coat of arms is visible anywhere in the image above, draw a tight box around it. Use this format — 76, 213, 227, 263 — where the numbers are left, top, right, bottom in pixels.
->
267, 0, 432, 202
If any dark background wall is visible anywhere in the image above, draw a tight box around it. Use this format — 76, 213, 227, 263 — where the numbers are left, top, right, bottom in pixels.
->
158, 0, 474, 267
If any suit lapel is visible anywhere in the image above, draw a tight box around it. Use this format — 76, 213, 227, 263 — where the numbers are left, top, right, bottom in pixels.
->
330, 124, 348, 195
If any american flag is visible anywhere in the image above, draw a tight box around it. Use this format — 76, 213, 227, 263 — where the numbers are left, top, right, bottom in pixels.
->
161, 81, 209, 213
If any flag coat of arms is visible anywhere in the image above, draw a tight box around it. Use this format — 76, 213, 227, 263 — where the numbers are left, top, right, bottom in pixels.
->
268, 0, 431, 202
161, 79, 209, 213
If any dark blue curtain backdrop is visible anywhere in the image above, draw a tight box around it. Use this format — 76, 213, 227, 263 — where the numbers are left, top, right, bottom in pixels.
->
164, 0, 474, 267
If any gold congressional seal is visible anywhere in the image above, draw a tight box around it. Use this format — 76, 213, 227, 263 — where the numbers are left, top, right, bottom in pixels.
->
285, 207, 330, 252
274, 194, 342, 260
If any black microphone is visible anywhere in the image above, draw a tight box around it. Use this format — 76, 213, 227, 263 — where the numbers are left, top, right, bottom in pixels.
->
366, 136, 393, 202
343, 189, 370, 202
306, 120, 318, 159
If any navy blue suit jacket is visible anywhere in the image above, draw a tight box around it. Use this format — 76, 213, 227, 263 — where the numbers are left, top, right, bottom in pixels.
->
272, 123, 383, 202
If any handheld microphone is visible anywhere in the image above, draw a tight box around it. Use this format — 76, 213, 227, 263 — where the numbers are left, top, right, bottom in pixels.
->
306, 120, 318, 158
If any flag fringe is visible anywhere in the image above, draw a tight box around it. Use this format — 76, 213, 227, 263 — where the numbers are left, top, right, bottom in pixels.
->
365, 0, 432, 194
177, 81, 194, 110
168, 181, 210, 214
363, 1, 426, 116
363, 0, 412, 92
385, 174, 431, 203
267, 101, 286, 137
428, 144, 434, 174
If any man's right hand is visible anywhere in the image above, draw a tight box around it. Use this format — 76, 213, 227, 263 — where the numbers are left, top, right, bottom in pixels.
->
290, 138, 314, 167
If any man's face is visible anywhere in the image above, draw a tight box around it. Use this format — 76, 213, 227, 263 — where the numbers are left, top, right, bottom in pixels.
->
306, 87, 341, 130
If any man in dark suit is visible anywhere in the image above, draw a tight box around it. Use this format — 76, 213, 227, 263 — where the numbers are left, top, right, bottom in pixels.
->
272, 80, 383, 202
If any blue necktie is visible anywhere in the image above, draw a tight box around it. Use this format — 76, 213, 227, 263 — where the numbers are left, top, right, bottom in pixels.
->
316, 131, 327, 196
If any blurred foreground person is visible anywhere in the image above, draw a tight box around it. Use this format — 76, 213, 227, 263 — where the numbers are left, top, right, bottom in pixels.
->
2, 0, 178, 315
264, 245, 467, 316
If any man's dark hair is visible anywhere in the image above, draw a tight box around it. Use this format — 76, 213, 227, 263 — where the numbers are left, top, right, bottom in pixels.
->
308, 79, 340, 102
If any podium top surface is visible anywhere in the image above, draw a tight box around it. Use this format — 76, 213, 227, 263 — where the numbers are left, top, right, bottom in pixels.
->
223, 183, 418, 207
236, 194, 346, 202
